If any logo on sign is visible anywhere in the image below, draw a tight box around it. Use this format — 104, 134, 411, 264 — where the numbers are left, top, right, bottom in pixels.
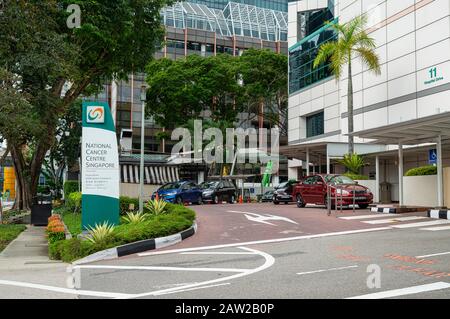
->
87, 106, 105, 124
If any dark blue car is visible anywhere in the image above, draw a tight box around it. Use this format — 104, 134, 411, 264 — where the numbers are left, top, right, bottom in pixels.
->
151, 181, 203, 205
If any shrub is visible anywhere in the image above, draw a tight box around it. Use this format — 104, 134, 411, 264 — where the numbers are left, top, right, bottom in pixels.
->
122, 212, 148, 224
343, 173, 369, 181
119, 196, 139, 215
64, 181, 79, 199
338, 153, 368, 175
46, 216, 66, 244
67, 192, 82, 212
86, 222, 116, 245
405, 165, 437, 177
145, 198, 167, 215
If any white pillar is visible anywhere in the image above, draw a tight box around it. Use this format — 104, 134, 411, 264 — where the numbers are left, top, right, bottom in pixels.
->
326, 152, 331, 175
398, 143, 404, 206
437, 135, 444, 208
373, 156, 380, 203
306, 148, 310, 176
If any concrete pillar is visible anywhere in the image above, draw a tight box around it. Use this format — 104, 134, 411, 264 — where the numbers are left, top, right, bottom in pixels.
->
437, 135, 444, 208
326, 152, 331, 175
306, 148, 310, 176
398, 143, 404, 206
375, 156, 380, 203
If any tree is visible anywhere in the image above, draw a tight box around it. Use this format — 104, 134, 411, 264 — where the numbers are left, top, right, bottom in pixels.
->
145, 54, 244, 129
313, 15, 380, 154
0, 0, 171, 210
42, 100, 82, 199
239, 49, 288, 135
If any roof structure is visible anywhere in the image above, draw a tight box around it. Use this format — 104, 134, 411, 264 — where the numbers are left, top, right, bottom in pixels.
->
161, 1, 288, 41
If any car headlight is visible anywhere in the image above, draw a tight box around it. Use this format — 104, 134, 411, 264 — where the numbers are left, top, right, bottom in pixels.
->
203, 191, 213, 196
366, 189, 371, 194
336, 189, 350, 196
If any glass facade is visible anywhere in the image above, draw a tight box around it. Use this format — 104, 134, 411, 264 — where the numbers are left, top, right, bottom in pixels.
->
190, 0, 288, 12
306, 112, 324, 138
289, 1, 337, 95
162, 2, 288, 42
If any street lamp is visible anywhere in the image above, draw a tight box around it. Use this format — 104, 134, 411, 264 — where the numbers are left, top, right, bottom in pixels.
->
139, 85, 147, 213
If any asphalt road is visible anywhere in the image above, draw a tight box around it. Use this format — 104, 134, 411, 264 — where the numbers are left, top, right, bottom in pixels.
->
1, 203, 449, 299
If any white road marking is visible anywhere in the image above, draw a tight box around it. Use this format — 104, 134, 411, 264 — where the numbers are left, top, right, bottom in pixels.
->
180, 252, 257, 255
122, 246, 275, 299
362, 216, 428, 225
392, 220, 450, 229
297, 265, 358, 276
154, 283, 231, 296
416, 251, 450, 259
0, 279, 131, 298
347, 282, 450, 299
420, 226, 450, 232
138, 227, 391, 257
227, 211, 298, 226
339, 214, 401, 220
75, 265, 250, 273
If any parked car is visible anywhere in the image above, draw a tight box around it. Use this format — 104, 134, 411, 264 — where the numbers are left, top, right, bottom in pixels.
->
273, 180, 299, 205
293, 174, 373, 209
152, 181, 203, 205
260, 190, 275, 203
200, 180, 237, 204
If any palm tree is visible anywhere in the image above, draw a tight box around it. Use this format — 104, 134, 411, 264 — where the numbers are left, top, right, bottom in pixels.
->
313, 15, 381, 154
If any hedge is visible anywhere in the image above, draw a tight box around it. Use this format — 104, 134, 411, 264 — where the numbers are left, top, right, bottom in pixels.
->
343, 173, 369, 181
405, 165, 437, 177
119, 196, 140, 215
49, 203, 196, 263
64, 181, 79, 199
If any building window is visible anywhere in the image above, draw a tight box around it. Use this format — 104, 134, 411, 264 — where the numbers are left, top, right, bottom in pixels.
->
306, 112, 324, 138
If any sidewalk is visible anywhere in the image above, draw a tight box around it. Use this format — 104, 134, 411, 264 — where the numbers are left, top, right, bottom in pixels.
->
0, 226, 76, 299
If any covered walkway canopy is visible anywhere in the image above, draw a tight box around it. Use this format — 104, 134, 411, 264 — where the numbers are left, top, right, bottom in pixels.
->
349, 112, 450, 207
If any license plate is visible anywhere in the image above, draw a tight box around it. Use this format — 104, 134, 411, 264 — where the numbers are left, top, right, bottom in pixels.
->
355, 197, 367, 200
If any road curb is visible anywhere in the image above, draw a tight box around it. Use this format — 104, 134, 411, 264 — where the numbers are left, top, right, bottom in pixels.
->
428, 209, 450, 220
73, 222, 197, 265
371, 207, 396, 214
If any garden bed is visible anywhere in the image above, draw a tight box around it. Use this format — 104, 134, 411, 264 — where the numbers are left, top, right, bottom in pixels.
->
0, 224, 27, 253
48, 203, 196, 263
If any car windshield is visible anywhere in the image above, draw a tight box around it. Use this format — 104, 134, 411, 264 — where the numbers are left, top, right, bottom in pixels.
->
159, 182, 183, 190
325, 175, 356, 185
200, 181, 219, 189
276, 182, 288, 189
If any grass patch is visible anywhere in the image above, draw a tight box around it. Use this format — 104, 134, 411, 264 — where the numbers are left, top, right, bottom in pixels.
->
0, 224, 27, 252
50, 203, 196, 263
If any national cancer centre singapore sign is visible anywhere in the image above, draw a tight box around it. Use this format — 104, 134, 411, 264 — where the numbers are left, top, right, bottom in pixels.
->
81, 101, 120, 230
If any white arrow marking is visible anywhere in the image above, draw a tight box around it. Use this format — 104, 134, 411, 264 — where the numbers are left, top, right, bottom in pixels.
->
243, 213, 299, 226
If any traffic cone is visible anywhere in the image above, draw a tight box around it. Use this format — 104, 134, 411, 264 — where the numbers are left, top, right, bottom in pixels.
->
155, 193, 160, 201
239, 195, 243, 204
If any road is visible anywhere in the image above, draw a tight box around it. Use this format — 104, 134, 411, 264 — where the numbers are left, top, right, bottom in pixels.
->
1, 203, 449, 299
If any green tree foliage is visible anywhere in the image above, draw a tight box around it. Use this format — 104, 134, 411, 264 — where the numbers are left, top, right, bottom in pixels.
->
0, 0, 171, 209
145, 49, 288, 132
314, 15, 380, 154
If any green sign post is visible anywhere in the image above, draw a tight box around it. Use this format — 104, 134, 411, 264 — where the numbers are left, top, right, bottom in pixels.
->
81, 101, 120, 230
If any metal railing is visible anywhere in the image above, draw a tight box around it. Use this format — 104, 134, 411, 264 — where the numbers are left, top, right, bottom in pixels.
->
327, 183, 357, 216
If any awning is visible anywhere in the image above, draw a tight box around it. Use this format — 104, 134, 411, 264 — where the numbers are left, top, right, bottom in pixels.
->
349, 112, 450, 145
120, 164, 180, 185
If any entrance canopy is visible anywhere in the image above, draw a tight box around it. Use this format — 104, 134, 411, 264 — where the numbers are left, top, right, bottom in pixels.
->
349, 112, 450, 208
348, 112, 450, 146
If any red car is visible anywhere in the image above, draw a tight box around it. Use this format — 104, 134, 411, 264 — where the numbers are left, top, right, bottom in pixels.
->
293, 174, 373, 209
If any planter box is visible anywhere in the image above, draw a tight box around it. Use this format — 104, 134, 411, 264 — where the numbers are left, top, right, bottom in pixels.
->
403, 175, 438, 207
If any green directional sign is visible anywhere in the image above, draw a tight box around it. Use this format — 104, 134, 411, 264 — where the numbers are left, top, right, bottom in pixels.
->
81, 101, 120, 230
262, 160, 273, 188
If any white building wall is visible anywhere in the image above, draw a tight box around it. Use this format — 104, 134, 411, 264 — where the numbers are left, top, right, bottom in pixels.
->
289, 0, 450, 147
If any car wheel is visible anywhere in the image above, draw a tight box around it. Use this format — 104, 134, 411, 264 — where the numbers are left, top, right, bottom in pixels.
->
175, 196, 183, 205
213, 195, 220, 205
273, 197, 280, 205
359, 204, 369, 209
196, 195, 203, 205
296, 194, 306, 208
229, 195, 235, 204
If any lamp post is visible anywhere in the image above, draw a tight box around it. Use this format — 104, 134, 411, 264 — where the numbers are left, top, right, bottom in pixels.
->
139, 85, 147, 213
